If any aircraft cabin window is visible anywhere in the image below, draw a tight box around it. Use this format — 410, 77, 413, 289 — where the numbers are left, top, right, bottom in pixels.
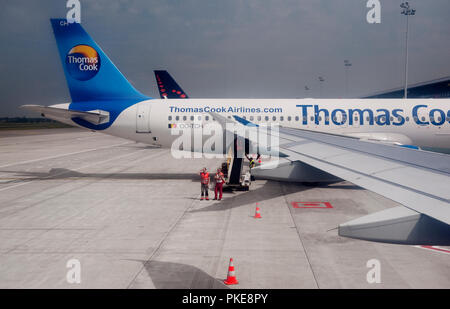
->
438, 117, 442, 122
272, 116, 276, 121
421, 116, 426, 121
318, 116, 322, 121
257, 116, 261, 121
243, 116, 246, 120
183, 116, 187, 121
265, 116, 269, 121
406, 117, 410, 122
354, 117, 359, 122
205, 116, 209, 121
310, 116, 314, 121
190, 116, 194, 121
176, 116, 179, 121
250, 116, 254, 121
295, 116, 299, 121
198, 116, 202, 121
280, 116, 284, 121
366, 116, 370, 121
303, 116, 307, 122
288, 116, 291, 121
168, 116, 172, 121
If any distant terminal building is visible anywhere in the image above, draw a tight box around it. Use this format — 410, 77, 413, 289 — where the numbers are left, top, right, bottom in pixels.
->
363, 76, 450, 98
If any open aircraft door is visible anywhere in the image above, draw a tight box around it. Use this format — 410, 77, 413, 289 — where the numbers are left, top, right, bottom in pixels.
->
136, 103, 152, 133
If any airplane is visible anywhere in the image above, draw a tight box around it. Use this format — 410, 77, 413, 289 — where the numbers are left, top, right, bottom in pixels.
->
22, 19, 450, 245
154, 70, 189, 99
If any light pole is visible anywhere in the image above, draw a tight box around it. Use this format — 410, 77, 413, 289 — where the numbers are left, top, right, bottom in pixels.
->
400, 2, 416, 99
318, 76, 324, 97
344, 60, 352, 98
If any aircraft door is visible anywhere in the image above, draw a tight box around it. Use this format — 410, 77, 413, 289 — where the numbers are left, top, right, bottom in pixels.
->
136, 103, 151, 133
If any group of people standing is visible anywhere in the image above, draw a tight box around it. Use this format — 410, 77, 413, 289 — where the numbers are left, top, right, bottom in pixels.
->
199, 167, 225, 201
199, 154, 260, 201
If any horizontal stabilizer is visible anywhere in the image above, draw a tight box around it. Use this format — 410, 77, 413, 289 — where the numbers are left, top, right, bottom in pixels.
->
21, 105, 109, 125
338, 206, 450, 245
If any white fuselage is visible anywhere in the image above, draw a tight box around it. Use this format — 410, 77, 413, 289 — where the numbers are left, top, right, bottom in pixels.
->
56, 98, 450, 151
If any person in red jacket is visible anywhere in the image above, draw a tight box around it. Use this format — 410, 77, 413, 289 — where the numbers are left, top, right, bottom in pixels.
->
199, 168, 210, 200
214, 168, 225, 201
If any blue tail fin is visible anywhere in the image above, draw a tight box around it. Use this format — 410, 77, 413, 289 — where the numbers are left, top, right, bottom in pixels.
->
50, 19, 148, 102
154, 70, 189, 99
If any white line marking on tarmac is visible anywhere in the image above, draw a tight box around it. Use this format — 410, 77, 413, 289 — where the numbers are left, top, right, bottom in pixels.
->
0, 141, 131, 169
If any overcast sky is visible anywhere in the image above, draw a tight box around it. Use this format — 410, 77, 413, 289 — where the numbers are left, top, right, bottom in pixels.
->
0, 0, 449, 116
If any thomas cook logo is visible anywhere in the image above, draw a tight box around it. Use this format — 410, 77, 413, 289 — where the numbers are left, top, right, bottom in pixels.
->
65, 45, 101, 81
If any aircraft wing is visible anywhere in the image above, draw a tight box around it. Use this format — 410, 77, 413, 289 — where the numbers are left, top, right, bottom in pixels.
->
211, 112, 450, 245
21, 105, 109, 125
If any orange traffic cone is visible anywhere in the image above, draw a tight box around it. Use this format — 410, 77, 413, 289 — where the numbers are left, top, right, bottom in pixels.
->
224, 258, 239, 285
254, 204, 262, 219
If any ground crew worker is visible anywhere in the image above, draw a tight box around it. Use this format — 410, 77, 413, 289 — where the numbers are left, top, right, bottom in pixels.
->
245, 153, 261, 169
214, 168, 225, 200
199, 167, 210, 200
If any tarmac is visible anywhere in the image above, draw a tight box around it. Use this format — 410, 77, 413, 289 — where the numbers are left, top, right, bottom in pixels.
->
0, 128, 448, 288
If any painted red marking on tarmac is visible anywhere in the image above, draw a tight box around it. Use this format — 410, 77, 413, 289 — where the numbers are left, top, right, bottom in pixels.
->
420, 246, 450, 254
291, 202, 333, 209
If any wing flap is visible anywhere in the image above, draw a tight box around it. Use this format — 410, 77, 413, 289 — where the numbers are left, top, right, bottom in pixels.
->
285, 141, 450, 200
280, 145, 450, 225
